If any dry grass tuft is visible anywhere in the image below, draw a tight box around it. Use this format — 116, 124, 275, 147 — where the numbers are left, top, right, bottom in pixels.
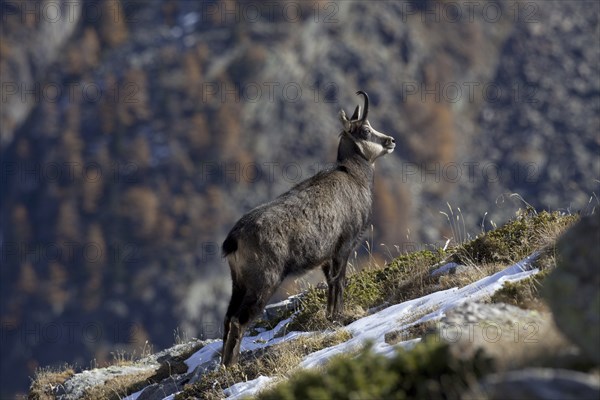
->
29, 366, 75, 400
80, 369, 157, 400
438, 262, 504, 290
453, 210, 578, 266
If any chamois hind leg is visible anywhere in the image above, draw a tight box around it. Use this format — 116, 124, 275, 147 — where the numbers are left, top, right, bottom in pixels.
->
222, 316, 243, 366
222, 282, 279, 366
222, 283, 245, 364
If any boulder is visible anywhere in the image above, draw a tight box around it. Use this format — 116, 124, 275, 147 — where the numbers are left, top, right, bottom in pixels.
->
544, 213, 600, 364
478, 368, 600, 400
431, 302, 581, 371
56, 339, 207, 399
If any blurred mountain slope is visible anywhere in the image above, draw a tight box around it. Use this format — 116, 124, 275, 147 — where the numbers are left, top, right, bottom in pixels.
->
0, 0, 598, 397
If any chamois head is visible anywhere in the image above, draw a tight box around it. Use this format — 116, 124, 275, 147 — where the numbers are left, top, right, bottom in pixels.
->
338, 91, 395, 163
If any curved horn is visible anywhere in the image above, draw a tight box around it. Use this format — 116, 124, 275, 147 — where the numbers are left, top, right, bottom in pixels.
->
356, 90, 369, 123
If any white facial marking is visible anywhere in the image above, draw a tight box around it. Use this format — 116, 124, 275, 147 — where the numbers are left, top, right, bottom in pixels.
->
357, 122, 395, 162
359, 141, 386, 161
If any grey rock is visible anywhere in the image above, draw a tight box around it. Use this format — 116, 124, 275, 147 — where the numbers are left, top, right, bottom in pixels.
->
59, 365, 157, 400
430, 302, 582, 372
57, 339, 207, 399
479, 368, 600, 400
430, 262, 469, 277
137, 379, 186, 400
263, 294, 302, 322
440, 301, 546, 328
544, 213, 600, 364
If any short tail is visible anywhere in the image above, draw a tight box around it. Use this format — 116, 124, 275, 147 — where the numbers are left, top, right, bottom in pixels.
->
222, 234, 238, 257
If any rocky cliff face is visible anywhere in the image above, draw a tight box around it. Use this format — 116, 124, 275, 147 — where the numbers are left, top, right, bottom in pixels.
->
1, 0, 598, 396
1, 0, 82, 145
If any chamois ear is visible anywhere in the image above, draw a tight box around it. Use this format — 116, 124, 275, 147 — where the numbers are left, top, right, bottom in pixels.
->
350, 105, 361, 121
339, 109, 351, 132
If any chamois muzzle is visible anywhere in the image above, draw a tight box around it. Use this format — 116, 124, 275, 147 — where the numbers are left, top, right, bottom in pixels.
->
384, 136, 396, 150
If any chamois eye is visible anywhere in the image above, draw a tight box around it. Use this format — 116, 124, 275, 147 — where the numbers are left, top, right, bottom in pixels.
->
360, 127, 371, 138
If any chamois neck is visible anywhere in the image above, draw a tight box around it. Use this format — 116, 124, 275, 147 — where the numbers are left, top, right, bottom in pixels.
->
337, 135, 366, 163
336, 135, 374, 184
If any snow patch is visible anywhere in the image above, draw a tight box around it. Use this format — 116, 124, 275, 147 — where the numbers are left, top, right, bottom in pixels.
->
224, 376, 274, 399
134, 253, 540, 399
184, 317, 311, 372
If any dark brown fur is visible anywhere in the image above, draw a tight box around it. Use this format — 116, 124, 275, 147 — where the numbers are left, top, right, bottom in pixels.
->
221, 91, 395, 366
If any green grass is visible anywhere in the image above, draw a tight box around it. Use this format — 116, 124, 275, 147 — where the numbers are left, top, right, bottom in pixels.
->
452, 210, 577, 265
257, 337, 495, 400
288, 211, 577, 333
288, 249, 447, 331
489, 268, 552, 310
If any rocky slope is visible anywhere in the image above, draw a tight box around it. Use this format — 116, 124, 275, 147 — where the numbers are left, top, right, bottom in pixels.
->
28, 212, 600, 399
1, 0, 599, 396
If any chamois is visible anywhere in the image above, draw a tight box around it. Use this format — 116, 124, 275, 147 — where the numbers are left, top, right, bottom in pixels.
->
221, 91, 395, 366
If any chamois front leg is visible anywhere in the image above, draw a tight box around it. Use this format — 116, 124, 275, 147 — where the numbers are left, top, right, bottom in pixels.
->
325, 253, 349, 320
322, 261, 336, 318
